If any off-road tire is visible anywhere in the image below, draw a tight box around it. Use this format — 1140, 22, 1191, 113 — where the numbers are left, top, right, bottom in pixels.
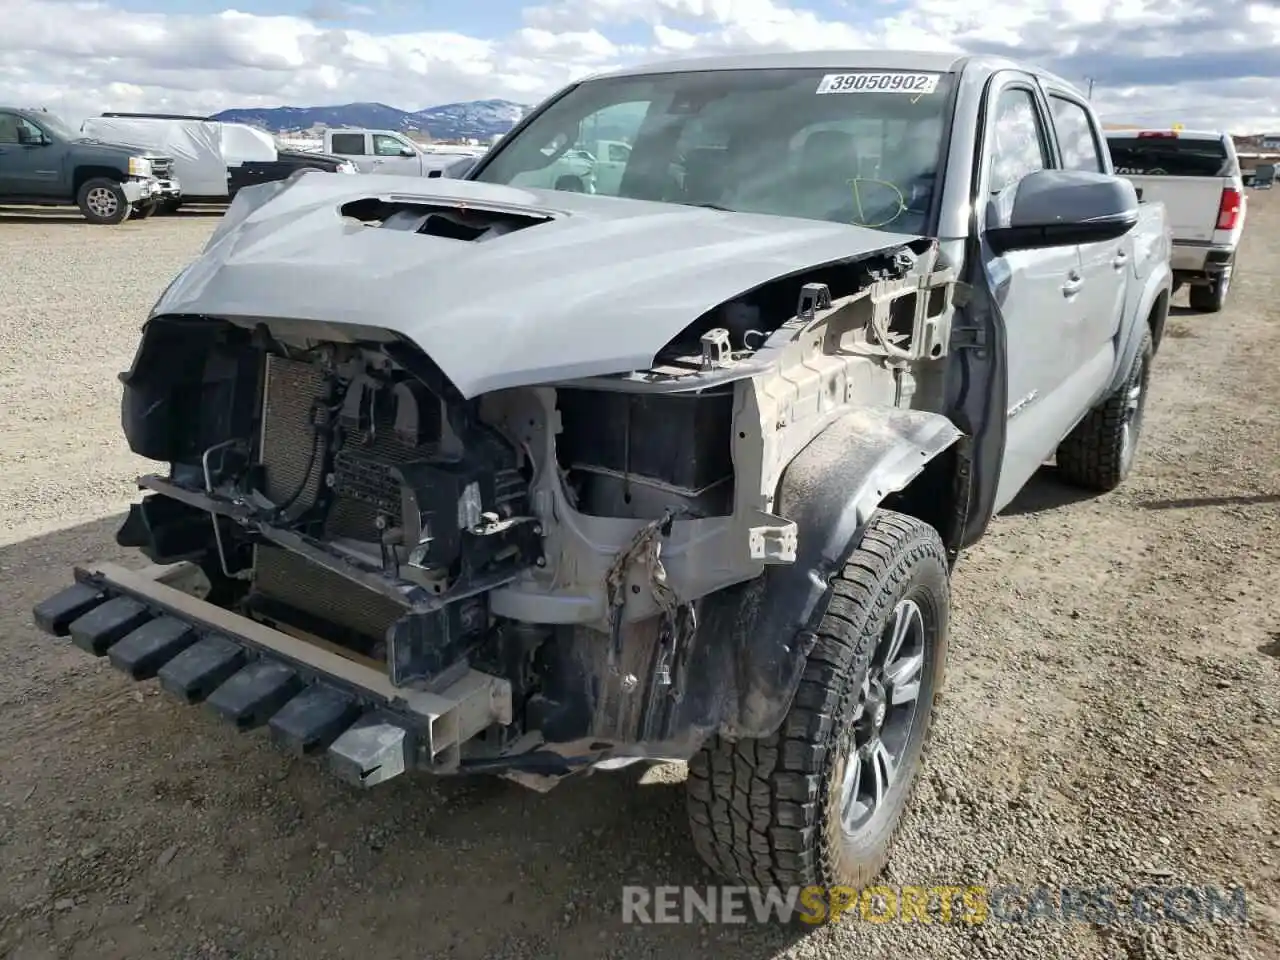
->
76, 178, 131, 225
1056, 326, 1153, 492
554, 175, 585, 192
685, 510, 949, 911
129, 200, 158, 220
1188, 271, 1230, 313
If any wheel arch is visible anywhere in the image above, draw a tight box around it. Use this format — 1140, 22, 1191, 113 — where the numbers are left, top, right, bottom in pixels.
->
698, 407, 962, 741
1111, 264, 1173, 398
73, 166, 126, 196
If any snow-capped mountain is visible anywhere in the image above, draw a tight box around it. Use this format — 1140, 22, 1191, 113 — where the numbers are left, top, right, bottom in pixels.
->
210, 99, 528, 140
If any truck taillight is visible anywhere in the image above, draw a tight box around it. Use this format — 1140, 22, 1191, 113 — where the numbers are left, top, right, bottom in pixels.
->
1216, 187, 1242, 230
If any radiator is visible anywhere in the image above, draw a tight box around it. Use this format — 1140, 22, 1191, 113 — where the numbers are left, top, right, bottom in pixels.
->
253, 545, 405, 641
259, 355, 328, 510
254, 355, 404, 644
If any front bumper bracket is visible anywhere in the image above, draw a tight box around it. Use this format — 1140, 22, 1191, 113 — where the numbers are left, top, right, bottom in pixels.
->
31, 561, 512, 784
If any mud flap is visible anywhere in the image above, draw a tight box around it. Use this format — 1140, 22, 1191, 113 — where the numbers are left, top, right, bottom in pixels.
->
31, 561, 512, 786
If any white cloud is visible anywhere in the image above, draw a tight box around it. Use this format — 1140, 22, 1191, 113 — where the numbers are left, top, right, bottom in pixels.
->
0, 0, 1277, 132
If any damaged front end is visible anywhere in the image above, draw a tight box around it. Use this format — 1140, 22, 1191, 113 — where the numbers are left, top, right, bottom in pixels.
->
33, 181, 963, 791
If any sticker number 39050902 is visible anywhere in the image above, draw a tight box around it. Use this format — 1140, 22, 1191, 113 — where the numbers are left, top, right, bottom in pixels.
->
815, 72, 940, 95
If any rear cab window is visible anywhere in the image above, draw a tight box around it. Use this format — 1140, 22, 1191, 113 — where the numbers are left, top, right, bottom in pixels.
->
329, 132, 367, 156
1107, 135, 1236, 178
1047, 96, 1105, 173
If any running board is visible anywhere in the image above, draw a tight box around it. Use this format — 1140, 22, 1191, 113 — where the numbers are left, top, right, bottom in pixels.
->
32, 561, 512, 784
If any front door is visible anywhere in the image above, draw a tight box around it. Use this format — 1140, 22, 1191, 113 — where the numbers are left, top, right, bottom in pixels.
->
371, 134, 422, 176
977, 79, 1087, 512
0, 113, 57, 196
592, 141, 631, 194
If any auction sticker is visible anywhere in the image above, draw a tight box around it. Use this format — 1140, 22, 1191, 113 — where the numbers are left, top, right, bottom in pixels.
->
816, 72, 940, 95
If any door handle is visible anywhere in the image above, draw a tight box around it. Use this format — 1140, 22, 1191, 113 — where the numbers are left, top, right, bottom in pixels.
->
1112, 250, 1129, 270
371, 159, 385, 164
1062, 271, 1083, 297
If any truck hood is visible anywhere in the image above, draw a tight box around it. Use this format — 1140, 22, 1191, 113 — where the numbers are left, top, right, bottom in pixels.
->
152, 174, 923, 398
73, 137, 169, 162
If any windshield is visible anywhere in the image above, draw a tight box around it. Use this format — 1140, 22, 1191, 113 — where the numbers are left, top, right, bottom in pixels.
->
33, 111, 75, 140
473, 67, 954, 234
1107, 137, 1235, 178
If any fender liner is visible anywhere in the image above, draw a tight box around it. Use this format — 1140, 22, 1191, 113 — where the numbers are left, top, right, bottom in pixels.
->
1110, 261, 1172, 395
698, 406, 962, 741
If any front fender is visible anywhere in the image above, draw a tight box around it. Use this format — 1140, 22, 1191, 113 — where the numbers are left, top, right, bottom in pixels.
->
698, 406, 962, 740
1109, 256, 1172, 398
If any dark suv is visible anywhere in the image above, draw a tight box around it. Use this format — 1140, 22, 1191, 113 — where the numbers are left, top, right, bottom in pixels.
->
0, 107, 171, 223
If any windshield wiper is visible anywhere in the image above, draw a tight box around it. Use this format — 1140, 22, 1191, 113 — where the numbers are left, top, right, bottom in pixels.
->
682, 201, 732, 211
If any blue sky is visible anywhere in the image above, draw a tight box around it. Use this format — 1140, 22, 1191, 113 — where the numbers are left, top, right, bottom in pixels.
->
103, 0, 887, 36
105, 0, 529, 35
2, 0, 1278, 130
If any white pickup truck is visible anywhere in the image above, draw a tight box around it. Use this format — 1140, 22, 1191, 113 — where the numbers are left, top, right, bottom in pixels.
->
508, 138, 633, 193
319, 128, 484, 178
1106, 128, 1246, 313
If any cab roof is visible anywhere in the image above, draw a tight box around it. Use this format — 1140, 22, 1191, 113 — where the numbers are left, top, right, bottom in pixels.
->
584, 49, 1079, 97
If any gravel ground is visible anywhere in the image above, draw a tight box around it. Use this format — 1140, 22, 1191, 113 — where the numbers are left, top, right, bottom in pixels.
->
0, 198, 1277, 960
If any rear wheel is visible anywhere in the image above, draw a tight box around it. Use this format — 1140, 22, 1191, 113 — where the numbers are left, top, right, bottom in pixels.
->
1056, 326, 1153, 492
685, 510, 949, 917
1188, 270, 1230, 313
77, 178, 131, 225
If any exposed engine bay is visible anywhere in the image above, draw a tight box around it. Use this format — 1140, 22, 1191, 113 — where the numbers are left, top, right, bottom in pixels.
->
93, 214, 961, 787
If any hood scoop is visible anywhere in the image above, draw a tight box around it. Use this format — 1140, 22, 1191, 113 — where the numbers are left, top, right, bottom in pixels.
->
339, 197, 554, 243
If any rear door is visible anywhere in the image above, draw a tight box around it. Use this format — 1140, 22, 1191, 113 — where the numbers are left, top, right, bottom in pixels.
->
1107, 133, 1231, 242
1045, 91, 1127, 381
327, 131, 374, 172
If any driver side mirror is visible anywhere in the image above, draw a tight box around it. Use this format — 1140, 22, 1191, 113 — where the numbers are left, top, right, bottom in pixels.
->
986, 169, 1139, 255
399, 147, 415, 158
17, 128, 45, 146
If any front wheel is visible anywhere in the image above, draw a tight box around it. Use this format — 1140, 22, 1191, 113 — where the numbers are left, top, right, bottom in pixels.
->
76, 178, 131, 225
685, 510, 949, 909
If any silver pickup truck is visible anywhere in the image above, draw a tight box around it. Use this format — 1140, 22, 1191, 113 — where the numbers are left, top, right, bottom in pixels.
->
34, 50, 1171, 908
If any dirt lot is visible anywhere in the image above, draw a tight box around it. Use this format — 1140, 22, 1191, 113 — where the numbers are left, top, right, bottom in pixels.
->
0, 198, 1277, 960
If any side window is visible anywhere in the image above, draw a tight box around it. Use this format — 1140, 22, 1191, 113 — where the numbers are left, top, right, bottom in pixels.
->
606, 142, 631, 163
329, 132, 366, 156
1049, 96, 1104, 173
18, 118, 43, 143
373, 134, 408, 157
0, 113, 19, 144
988, 88, 1049, 195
